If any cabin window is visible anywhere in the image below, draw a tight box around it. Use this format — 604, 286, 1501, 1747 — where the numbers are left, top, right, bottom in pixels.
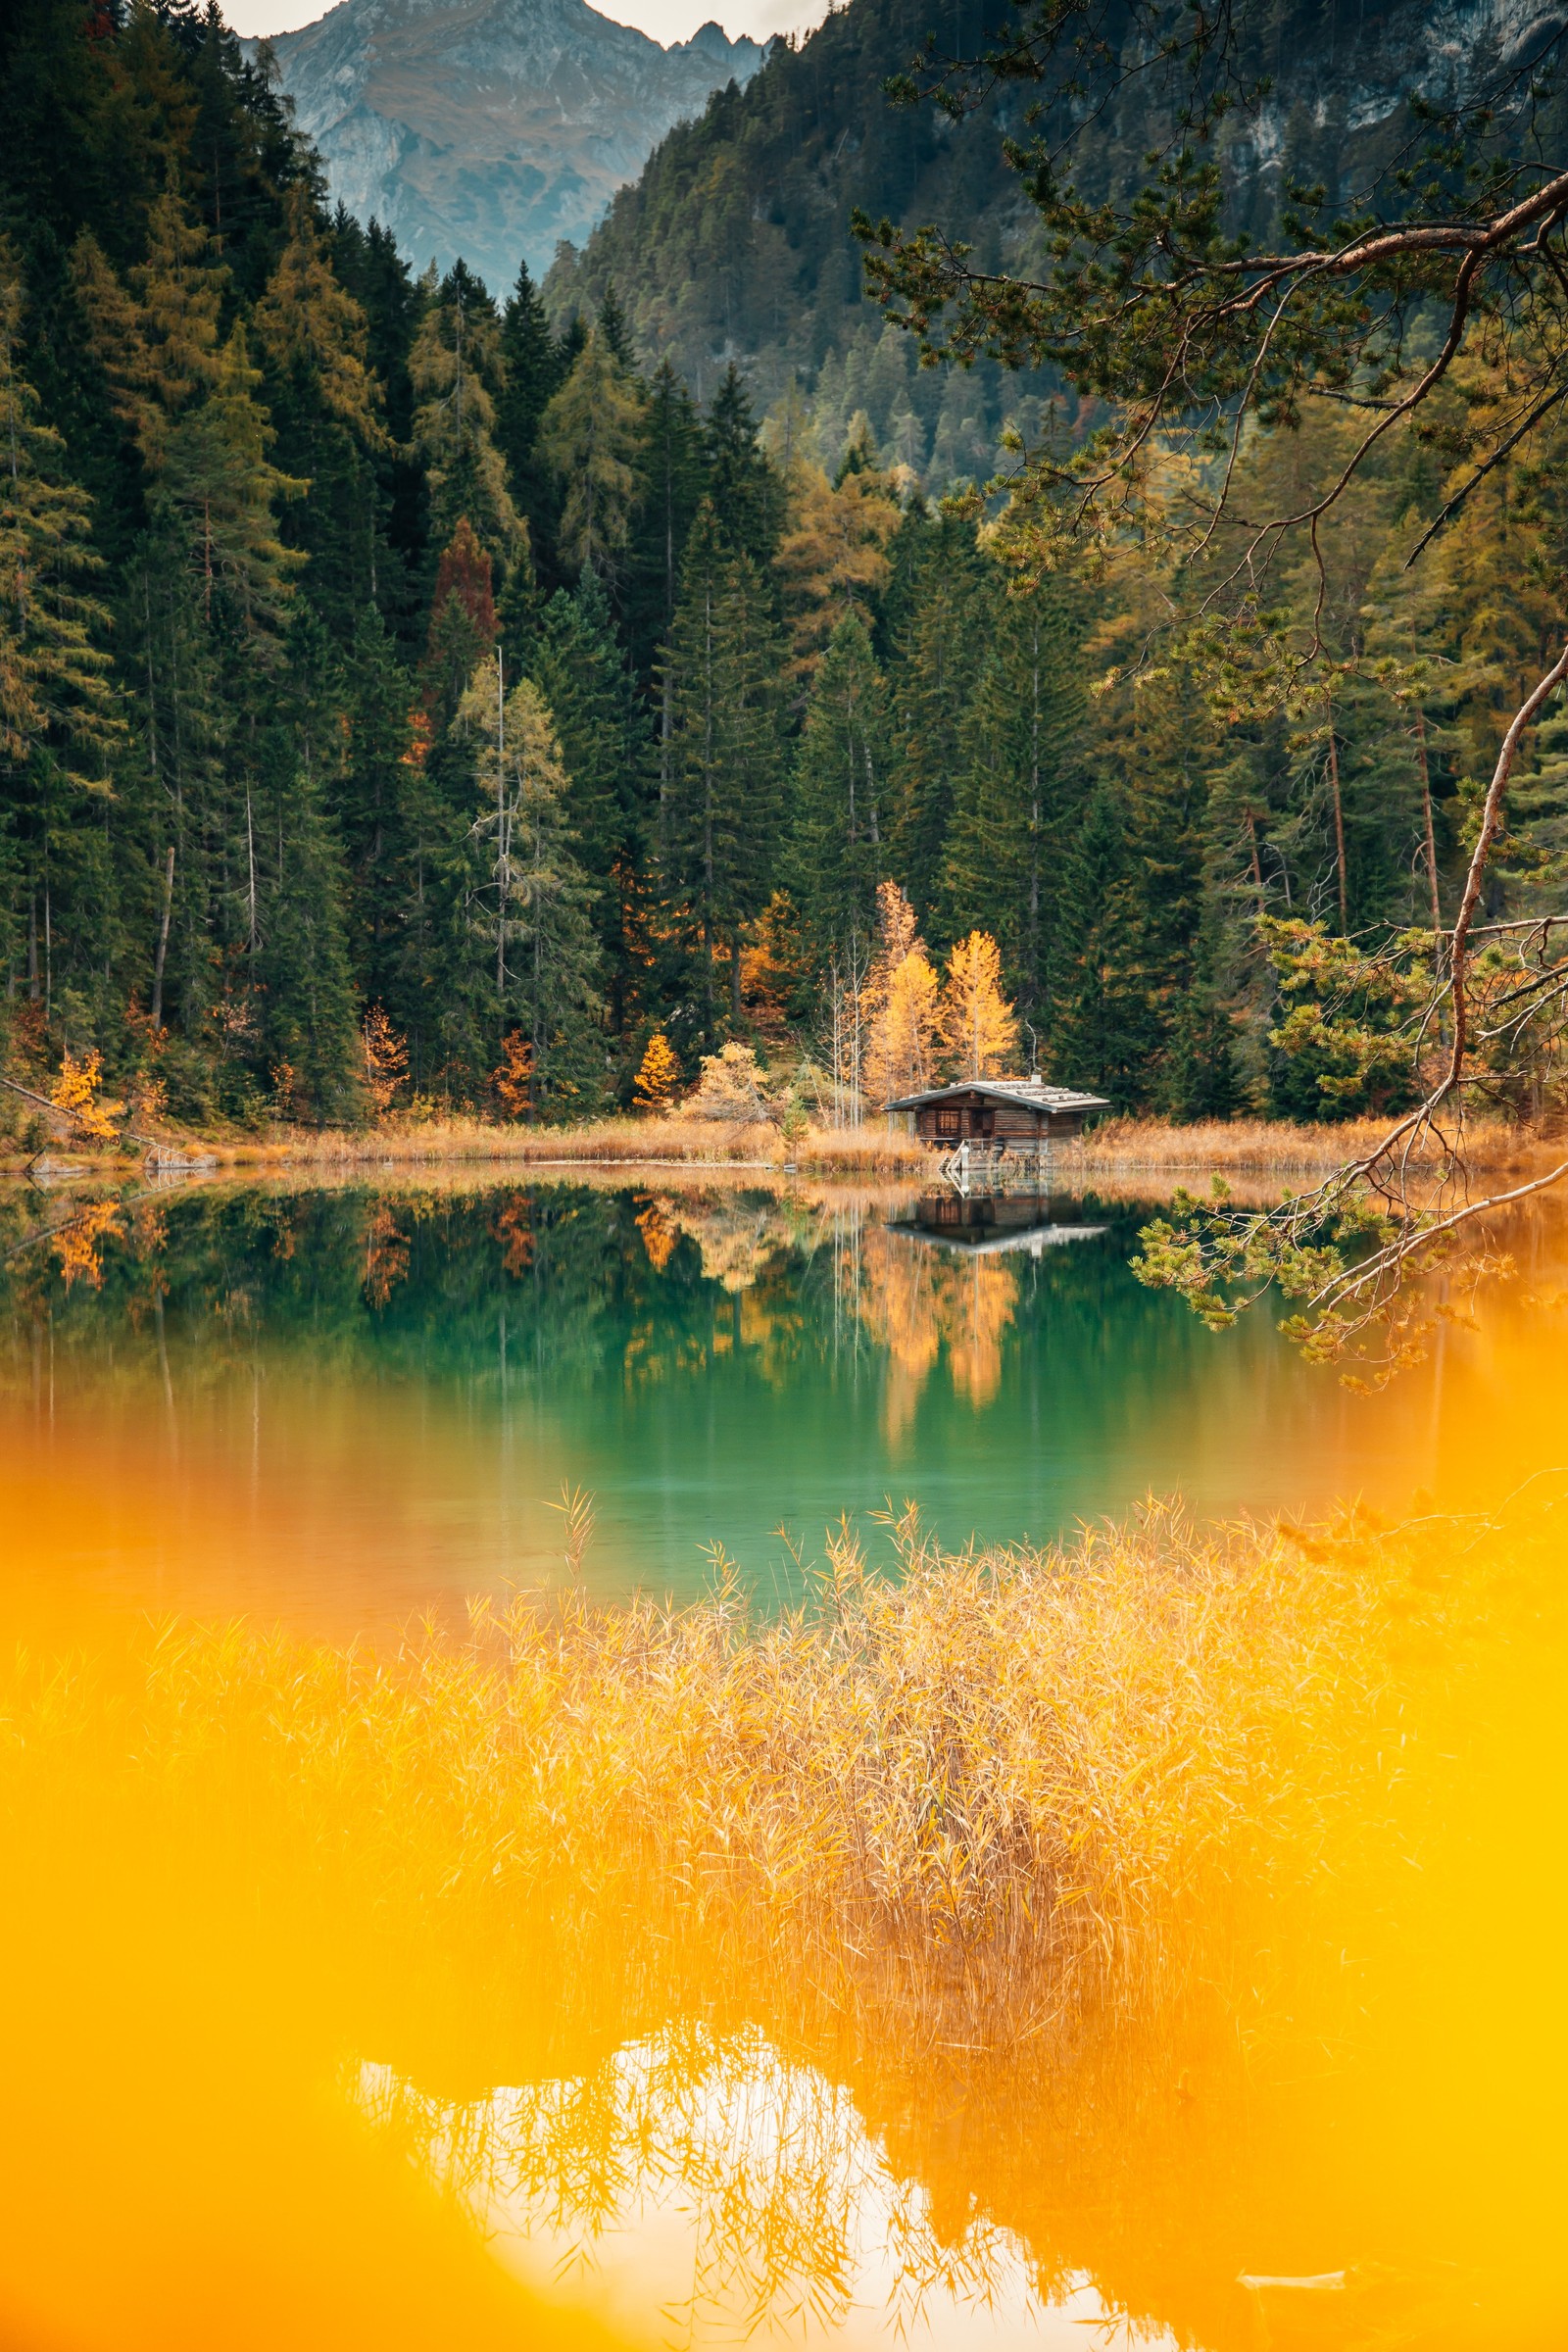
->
935, 1106, 960, 1138
967, 1107, 995, 1138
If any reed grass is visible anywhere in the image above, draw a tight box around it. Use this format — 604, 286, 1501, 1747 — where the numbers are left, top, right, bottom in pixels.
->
1074, 1113, 1549, 1174
272, 1113, 931, 1178
6, 1497, 1530, 2070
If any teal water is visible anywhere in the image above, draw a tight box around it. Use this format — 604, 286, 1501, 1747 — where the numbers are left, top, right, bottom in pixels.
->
0, 1173, 1446, 1630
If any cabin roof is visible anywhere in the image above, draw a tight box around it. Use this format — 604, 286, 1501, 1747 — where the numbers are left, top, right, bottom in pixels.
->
881, 1077, 1113, 1115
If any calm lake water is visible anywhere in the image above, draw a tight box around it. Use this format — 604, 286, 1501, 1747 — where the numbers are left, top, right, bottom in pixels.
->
0, 1164, 1517, 1631
4, 1166, 1565, 2352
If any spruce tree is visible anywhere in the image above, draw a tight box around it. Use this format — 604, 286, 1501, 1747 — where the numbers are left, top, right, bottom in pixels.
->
252, 184, 390, 637
409, 261, 525, 577
495, 259, 564, 589
596, 280, 635, 368
536, 328, 645, 584
623, 359, 706, 685
790, 614, 889, 964
450, 658, 604, 1110
527, 573, 652, 1029
940, 577, 1085, 1006
1049, 781, 1155, 1106
330, 604, 416, 1011
662, 498, 785, 1038
704, 366, 782, 567
883, 512, 989, 920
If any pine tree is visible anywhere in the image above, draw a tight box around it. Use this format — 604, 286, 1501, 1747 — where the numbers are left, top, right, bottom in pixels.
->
409, 261, 524, 574
451, 658, 604, 1110
536, 327, 645, 583
527, 572, 651, 1028
940, 577, 1086, 1004
0, 239, 120, 1037
790, 613, 889, 960
884, 512, 990, 920
1050, 781, 1155, 1106
662, 498, 785, 1038
495, 258, 565, 588
704, 366, 783, 567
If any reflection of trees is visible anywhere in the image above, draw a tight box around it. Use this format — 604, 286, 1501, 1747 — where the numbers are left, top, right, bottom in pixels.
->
51, 1199, 125, 1292
0, 1177, 1141, 1438
362, 1205, 412, 1309
361, 2025, 1058, 2349
640, 1192, 797, 1293
854, 1230, 1018, 1438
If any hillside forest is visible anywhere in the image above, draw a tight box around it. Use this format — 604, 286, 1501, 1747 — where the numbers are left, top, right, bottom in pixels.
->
3, 0, 1565, 1134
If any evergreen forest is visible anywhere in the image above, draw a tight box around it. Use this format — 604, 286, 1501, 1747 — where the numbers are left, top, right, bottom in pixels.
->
3, 0, 1565, 1135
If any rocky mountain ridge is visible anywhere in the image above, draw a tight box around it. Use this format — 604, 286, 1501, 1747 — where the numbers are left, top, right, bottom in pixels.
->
544, 0, 1568, 478
257, 0, 763, 291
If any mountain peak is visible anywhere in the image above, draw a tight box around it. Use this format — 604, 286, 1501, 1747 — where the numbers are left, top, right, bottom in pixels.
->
260, 0, 764, 289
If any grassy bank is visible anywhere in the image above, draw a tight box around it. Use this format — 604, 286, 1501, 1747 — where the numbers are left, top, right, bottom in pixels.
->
1075, 1112, 1558, 1175
9, 1105, 1556, 1184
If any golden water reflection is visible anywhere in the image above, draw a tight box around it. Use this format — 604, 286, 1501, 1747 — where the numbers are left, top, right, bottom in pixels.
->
363, 2028, 1179, 2349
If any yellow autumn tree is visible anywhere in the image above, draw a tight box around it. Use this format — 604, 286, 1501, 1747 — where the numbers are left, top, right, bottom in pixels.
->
865, 943, 942, 1107
50, 1050, 121, 1143
362, 1005, 408, 1117
774, 451, 900, 677
491, 1031, 533, 1119
633, 1030, 680, 1112
940, 931, 1018, 1080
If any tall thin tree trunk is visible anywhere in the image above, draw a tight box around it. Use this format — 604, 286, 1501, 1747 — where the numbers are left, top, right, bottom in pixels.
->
1326, 696, 1348, 932
1247, 810, 1264, 898
1414, 702, 1441, 932
150, 844, 175, 1030
26, 892, 38, 1002
496, 653, 507, 1012
246, 789, 258, 955
1028, 613, 1043, 987
702, 594, 715, 1040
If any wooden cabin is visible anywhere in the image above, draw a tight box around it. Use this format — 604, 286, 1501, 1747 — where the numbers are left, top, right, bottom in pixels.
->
883, 1077, 1112, 1152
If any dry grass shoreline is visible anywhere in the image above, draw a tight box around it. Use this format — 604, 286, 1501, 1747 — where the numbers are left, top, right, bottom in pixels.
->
4, 1106, 1556, 1183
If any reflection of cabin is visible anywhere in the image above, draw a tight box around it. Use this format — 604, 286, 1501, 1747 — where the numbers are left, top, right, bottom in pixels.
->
894, 1193, 1108, 1254
883, 1078, 1112, 1151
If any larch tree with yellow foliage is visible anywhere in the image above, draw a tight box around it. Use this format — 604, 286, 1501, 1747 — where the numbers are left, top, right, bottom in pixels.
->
634, 1030, 681, 1112
866, 943, 942, 1107
861, 887, 941, 1108
774, 437, 901, 678
940, 931, 1018, 1080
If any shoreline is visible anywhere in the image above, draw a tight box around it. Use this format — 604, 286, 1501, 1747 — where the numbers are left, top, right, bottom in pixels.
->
3, 1108, 1561, 1185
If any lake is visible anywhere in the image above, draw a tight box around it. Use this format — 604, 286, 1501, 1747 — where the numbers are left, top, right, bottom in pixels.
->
4, 1163, 1566, 2352
0, 1163, 1536, 1632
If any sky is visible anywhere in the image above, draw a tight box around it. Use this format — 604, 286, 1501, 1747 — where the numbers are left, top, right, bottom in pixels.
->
224, 0, 829, 44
